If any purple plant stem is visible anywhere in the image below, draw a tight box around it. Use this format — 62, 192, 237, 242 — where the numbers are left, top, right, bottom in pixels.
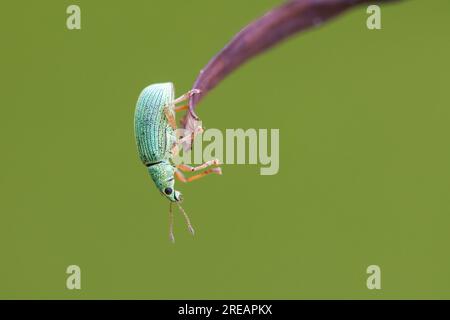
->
182, 0, 401, 146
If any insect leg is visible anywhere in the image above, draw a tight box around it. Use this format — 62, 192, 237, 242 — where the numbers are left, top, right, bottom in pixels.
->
177, 159, 220, 172
174, 105, 188, 112
173, 89, 201, 105
177, 126, 203, 146
175, 167, 222, 183
170, 128, 202, 158
163, 105, 177, 130
175, 125, 204, 152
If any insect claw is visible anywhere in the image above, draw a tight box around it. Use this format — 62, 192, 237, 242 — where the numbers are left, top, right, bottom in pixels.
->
169, 233, 175, 243
190, 89, 201, 96
194, 126, 204, 134
188, 225, 195, 236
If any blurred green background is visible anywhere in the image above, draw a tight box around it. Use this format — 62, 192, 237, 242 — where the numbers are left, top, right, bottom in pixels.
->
0, 0, 449, 299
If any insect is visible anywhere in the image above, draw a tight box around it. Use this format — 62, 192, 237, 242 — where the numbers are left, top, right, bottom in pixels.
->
134, 82, 222, 243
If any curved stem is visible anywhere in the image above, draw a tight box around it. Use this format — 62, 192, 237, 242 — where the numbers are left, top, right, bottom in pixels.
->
182, 0, 401, 139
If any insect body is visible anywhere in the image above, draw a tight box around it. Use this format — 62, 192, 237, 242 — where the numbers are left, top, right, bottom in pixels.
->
134, 82, 222, 242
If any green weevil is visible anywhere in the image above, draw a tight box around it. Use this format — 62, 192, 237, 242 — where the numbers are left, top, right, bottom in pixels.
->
134, 82, 222, 243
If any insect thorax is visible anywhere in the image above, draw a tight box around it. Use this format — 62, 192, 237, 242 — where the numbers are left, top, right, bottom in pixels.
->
147, 161, 175, 190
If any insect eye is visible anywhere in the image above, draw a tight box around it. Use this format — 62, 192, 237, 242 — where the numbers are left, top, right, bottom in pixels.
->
164, 187, 173, 195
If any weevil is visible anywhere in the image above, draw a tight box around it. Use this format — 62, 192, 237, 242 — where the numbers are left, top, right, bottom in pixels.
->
134, 82, 222, 242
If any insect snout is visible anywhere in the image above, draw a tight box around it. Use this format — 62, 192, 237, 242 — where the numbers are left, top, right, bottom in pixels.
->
174, 190, 183, 202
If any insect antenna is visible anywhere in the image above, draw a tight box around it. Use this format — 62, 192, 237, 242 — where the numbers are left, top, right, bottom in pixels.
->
177, 202, 195, 236
169, 202, 175, 243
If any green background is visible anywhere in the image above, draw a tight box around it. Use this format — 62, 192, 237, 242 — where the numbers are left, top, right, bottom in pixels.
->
1, 0, 449, 299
